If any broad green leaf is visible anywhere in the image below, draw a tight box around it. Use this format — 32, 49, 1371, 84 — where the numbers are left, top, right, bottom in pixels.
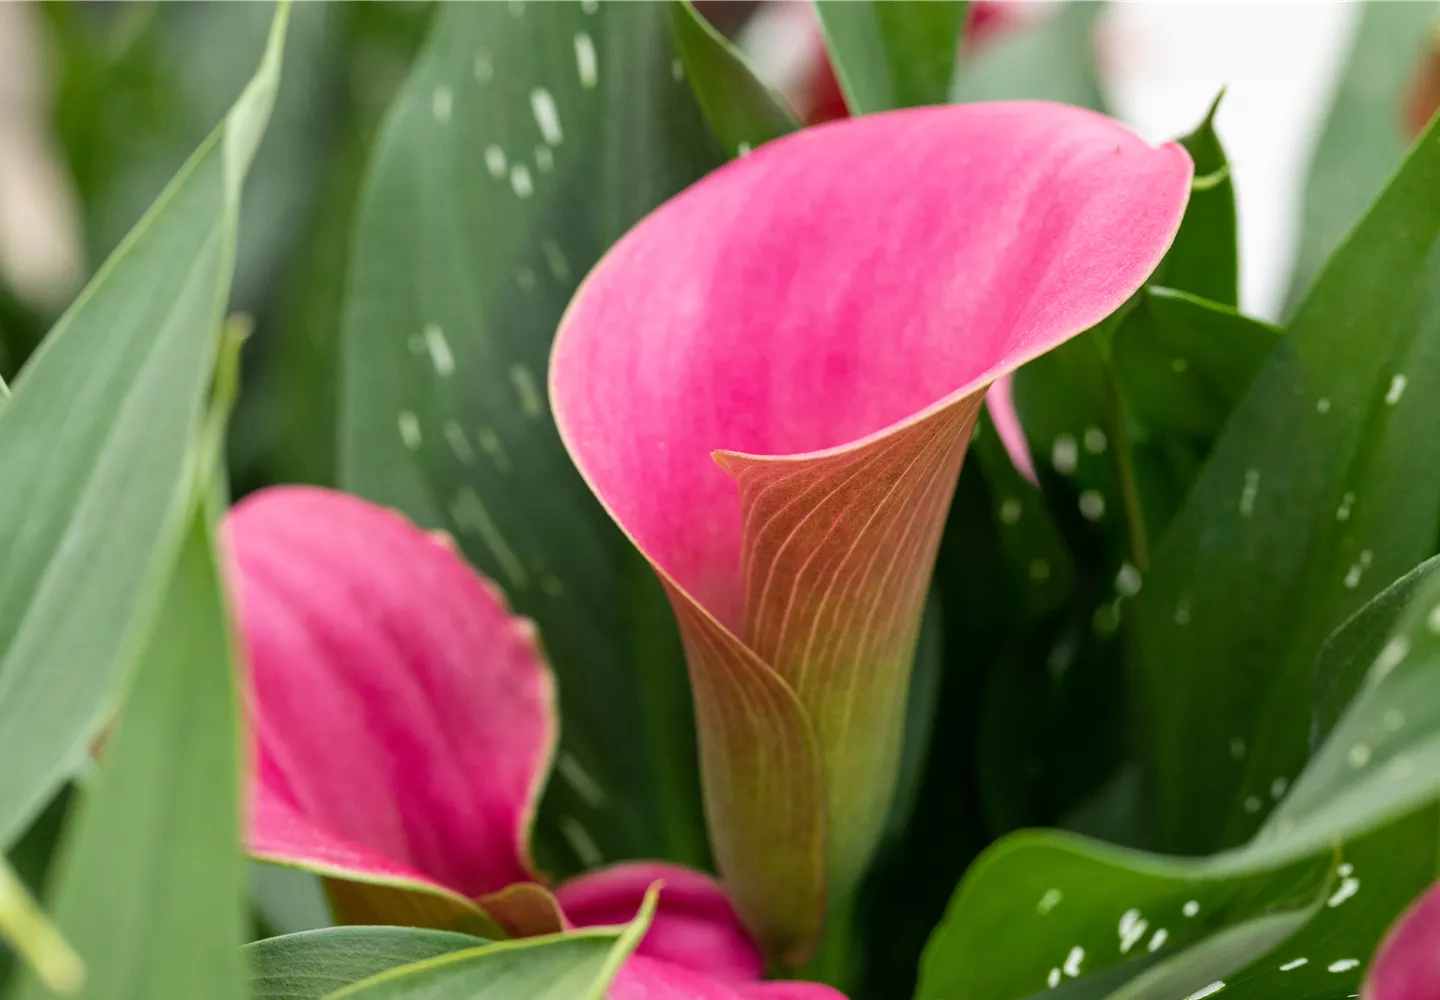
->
813, 1, 967, 115
247, 928, 486, 1000
340, 1, 720, 872
1155, 93, 1238, 306
0, 0, 286, 845
669, 0, 798, 157
951, 1, 1103, 108
0, 787, 72, 990
1312, 556, 1440, 747
325, 893, 655, 1000
1113, 288, 1279, 444
1130, 105, 1440, 855
1285, 1, 1440, 313
14, 506, 247, 1000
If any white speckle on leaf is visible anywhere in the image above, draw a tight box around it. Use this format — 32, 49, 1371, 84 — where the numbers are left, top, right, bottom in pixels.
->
1079, 490, 1105, 521
1116, 562, 1142, 596
485, 145, 507, 178
1383, 755, 1415, 781
423, 323, 455, 377
557, 751, 607, 807
1386, 373, 1407, 405
449, 488, 528, 589
1244, 794, 1262, 813
1280, 958, 1308, 971
1084, 426, 1108, 453
1270, 776, 1288, 799
432, 85, 453, 123
574, 31, 599, 89
1372, 637, 1410, 683
1174, 598, 1192, 625
1118, 910, 1148, 954
535, 146, 554, 173
1383, 709, 1406, 732
1239, 468, 1260, 518
1328, 959, 1360, 974
444, 421, 475, 464
1336, 491, 1356, 521
1047, 968, 1061, 990
1327, 877, 1360, 907
542, 239, 571, 281
510, 163, 534, 198
1051, 434, 1078, 474
1184, 981, 1225, 1000
530, 87, 563, 145
509, 364, 544, 418
1338, 863, 1353, 877
737, 141, 753, 156
1316, 397, 1331, 414
1182, 900, 1200, 918
398, 411, 422, 450
581, 0, 599, 12
1348, 743, 1372, 768
1229, 737, 1245, 760
1148, 928, 1168, 952
1428, 602, 1440, 634
672, 57, 684, 81
1343, 549, 1373, 589
1000, 498, 1022, 525
474, 49, 494, 82
1037, 889, 1062, 915
1172, 357, 1188, 373
559, 815, 603, 867
1063, 946, 1084, 978
477, 426, 511, 472
516, 268, 537, 293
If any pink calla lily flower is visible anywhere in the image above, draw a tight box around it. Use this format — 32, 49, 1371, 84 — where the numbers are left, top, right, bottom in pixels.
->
1363, 877, 1440, 1000
550, 102, 1192, 960
225, 486, 843, 1000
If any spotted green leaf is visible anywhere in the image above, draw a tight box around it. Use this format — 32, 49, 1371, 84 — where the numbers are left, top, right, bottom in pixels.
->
247, 928, 487, 1000
813, 1, 967, 115
13, 503, 248, 1000
669, 0, 798, 157
0, 0, 286, 847
339, 0, 721, 873
323, 894, 654, 1000
1286, 1, 1440, 314
1130, 98, 1440, 856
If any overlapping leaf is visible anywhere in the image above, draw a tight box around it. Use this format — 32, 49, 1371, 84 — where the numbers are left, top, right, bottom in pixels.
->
339, 0, 722, 875
813, 1, 967, 115
0, 0, 285, 847
247, 928, 487, 1000
1130, 104, 1440, 855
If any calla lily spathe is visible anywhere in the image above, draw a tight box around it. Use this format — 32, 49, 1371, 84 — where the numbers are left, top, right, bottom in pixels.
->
551, 101, 1192, 959
226, 486, 842, 1000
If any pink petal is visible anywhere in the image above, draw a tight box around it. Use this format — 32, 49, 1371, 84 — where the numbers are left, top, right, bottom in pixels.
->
609, 956, 848, 1000
1364, 878, 1440, 1000
558, 863, 764, 982
552, 102, 1191, 956
226, 486, 557, 903
986, 374, 1038, 485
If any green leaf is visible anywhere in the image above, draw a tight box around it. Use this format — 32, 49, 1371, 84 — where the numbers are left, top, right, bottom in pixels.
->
1130, 104, 1440, 855
1285, 1, 1440, 314
247, 928, 486, 1000
669, 0, 798, 156
951, 1, 1103, 108
0, 787, 73, 990
1156, 92, 1238, 306
1113, 288, 1279, 444
0, 0, 287, 845
13, 505, 247, 1000
812, 1, 967, 115
1312, 555, 1440, 748
340, 0, 721, 873
325, 892, 655, 1000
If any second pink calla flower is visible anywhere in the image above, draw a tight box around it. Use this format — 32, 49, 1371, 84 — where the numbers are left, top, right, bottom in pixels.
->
550, 101, 1192, 961
225, 486, 841, 1000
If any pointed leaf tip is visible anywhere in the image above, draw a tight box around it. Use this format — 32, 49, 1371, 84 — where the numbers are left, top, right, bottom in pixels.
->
553, 102, 1190, 952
